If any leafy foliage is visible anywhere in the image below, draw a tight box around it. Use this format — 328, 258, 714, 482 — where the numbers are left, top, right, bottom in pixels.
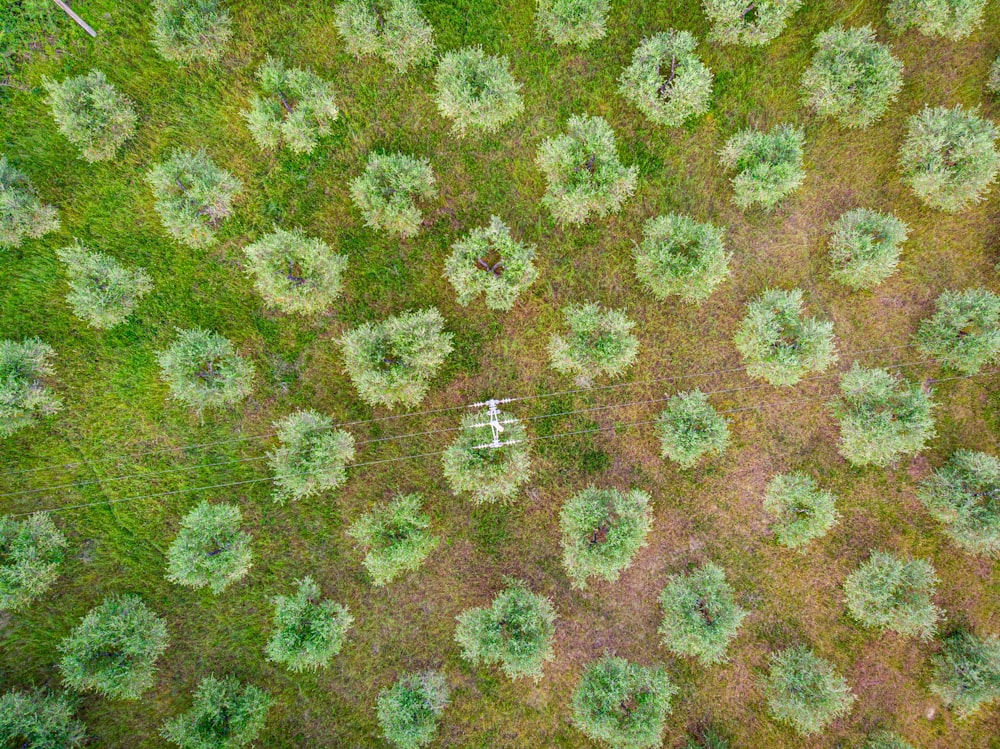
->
720, 124, 805, 209
535, 0, 609, 48
339, 308, 453, 409
916, 288, 1000, 374
442, 408, 530, 504
703, 0, 802, 46
348, 493, 439, 586
634, 213, 729, 303
0, 154, 59, 249
434, 47, 523, 136
917, 449, 1000, 556
656, 389, 730, 468
161, 675, 272, 749
243, 227, 347, 315
454, 581, 557, 680
843, 551, 940, 638
444, 216, 538, 311
0, 337, 61, 438
334, 0, 435, 72
56, 241, 152, 329
864, 732, 917, 749
887, 0, 986, 40
58, 594, 169, 700
0, 512, 67, 612
43, 70, 137, 162
536, 114, 638, 225
827, 208, 909, 290
151, 0, 232, 64
548, 302, 639, 385
930, 628, 1000, 717
376, 671, 450, 749
989, 55, 1000, 95
570, 654, 677, 749
349, 151, 437, 238
764, 646, 855, 735
265, 577, 353, 672
763, 472, 839, 548
0, 689, 85, 749
267, 409, 356, 504
618, 31, 713, 128
165, 501, 252, 593
156, 328, 254, 413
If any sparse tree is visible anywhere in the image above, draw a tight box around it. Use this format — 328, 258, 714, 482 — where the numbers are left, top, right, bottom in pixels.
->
0, 155, 59, 249
349, 151, 437, 238
930, 628, 1000, 717
348, 493, 439, 586
165, 501, 252, 594
917, 449, 1000, 556
634, 213, 730, 303
864, 732, 917, 749
56, 242, 152, 329
916, 288, 1000, 374
267, 409, 355, 505
243, 228, 347, 315
151, 0, 232, 64
43, 70, 137, 162
340, 308, 453, 409
0, 512, 67, 612
548, 302, 639, 386
719, 124, 805, 209
656, 389, 731, 469
827, 208, 909, 290
843, 551, 940, 638
0, 338, 61, 438
763, 471, 839, 549
434, 47, 523, 136
764, 646, 855, 735
444, 216, 538, 311
535, 0, 609, 48
887, 0, 986, 40
442, 408, 530, 504
0, 689, 85, 748
536, 114, 639, 225
334, 0, 435, 72
156, 328, 254, 413
161, 675, 272, 749
58, 594, 169, 700
376, 671, 450, 749
703, 0, 802, 46
265, 576, 353, 672
618, 31, 713, 128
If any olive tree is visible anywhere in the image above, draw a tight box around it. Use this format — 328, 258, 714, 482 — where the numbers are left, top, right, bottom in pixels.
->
930, 628, 1000, 717
548, 302, 639, 385
0, 512, 67, 612
267, 410, 356, 504
635, 213, 728, 303
656, 389, 730, 468
703, 0, 802, 46
0, 689, 85, 748
887, 0, 986, 40
916, 288, 1000, 374
763, 472, 839, 548
151, 0, 232, 64
720, 124, 805, 209
265, 577, 353, 672
43, 70, 137, 162
0, 155, 59, 249
243, 228, 348, 315
376, 671, 450, 749
764, 646, 855, 735
535, 0, 608, 48
334, 0, 435, 72
349, 151, 437, 238
348, 493, 439, 586
618, 31, 713, 128
165, 501, 252, 593
56, 242, 152, 329
444, 216, 537, 311
917, 449, 1000, 556
434, 47, 523, 136
827, 208, 909, 290
442, 408, 530, 503
161, 675, 272, 749
156, 328, 254, 413
843, 551, 940, 638
0, 338, 61, 438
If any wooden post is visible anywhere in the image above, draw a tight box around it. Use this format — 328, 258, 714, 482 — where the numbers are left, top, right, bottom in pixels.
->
53, 0, 97, 37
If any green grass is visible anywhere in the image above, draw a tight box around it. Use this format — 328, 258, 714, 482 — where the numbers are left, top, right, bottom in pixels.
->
1, 0, 999, 746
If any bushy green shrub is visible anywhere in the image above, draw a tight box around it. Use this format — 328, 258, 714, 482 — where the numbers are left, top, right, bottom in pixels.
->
0, 689, 85, 748
535, 0, 609, 48
989, 55, 1000, 94
161, 675, 272, 749
916, 288, 1000, 374
454, 581, 557, 680
334, 0, 435, 72
146, 148, 242, 248
570, 654, 677, 749
618, 31, 713, 128
376, 671, 450, 749
0, 338, 61, 438
267, 409, 355, 504
157, 328, 254, 413
843, 551, 940, 638
827, 208, 909, 290
348, 493, 439, 586
864, 732, 917, 749
703, 0, 802, 46
242, 228, 347, 315
536, 114, 638, 225
830, 364, 935, 467
658, 562, 748, 666
887, 0, 986, 40
58, 594, 169, 700
151, 0, 232, 64
734, 288, 837, 386
917, 449, 1000, 556
349, 151, 437, 238
442, 408, 530, 503
930, 628, 1000, 717
656, 389, 730, 469
899, 106, 999, 212
634, 214, 730, 303
0, 512, 67, 612
0, 155, 59, 249
56, 241, 152, 329
165, 501, 252, 593
548, 303, 639, 385
801, 26, 903, 128
242, 57, 340, 154
719, 124, 805, 209
763, 472, 839, 548
444, 216, 537, 311
764, 646, 855, 735
434, 47, 523, 136
265, 576, 353, 672
43, 70, 137, 162
340, 308, 453, 409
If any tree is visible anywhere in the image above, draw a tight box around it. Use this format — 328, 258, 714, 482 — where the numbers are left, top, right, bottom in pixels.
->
242, 57, 340, 154
930, 628, 1000, 717
349, 151, 437, 238
843, 551, 940, 638
434, 47, 523, 136
265, 577, 353, 672
165, 501, 252, 593
734, 288, 837, 386
703, 0, 802, 46
146, 148, 242, 248
157, 328, 254, 413
658, 562, 748, 666
334, 0, 435, 72
801, 26, 903, 129
548, 302, 639, 385
243, 228, 348, 315
347, 493, 440, 586
0, 512, 67, 612
267, 410, 356, 504
763, 472, 839, 548
655, 389, 731, 468
887, 0, 986, 40
442, 408, 531, 504
0, 154, 59, 249
0, 689, 85, 748
58, 594, 169, 700
618, 31, 713, 128
899, 106, 999, 212
536, 114, 638, 225
830, 364, 935, 467
161, 675, 272, 749
151, 0, 232, 64
719, 124, 805, 209
764, 646, 855, 735
570, 654, 677, 749
827, 208, 909, 290
454, 581, 557, 680
376, 671, 450, 749
917, 449, 1000, 556
535, 0, 609, 48
43, 70, 137, 162
916, 288, 1000, 374
0, 338, 61, 438
444, 216, 538, 311
56, 242, 153, 329
634, 213, 730, 303
559, 486, 652, 588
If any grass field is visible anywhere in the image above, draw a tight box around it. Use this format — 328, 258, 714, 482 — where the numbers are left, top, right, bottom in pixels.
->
2, 0, 1000, 746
